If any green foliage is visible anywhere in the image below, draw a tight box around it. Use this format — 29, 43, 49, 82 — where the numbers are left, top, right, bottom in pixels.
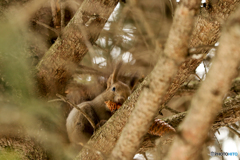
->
0, 150, 22, 160
0, 16, 69, 159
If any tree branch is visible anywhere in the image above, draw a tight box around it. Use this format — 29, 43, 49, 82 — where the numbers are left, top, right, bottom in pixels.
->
108, 0, 200, 159
165, 5, 240, 159
77, 1, 240, 159
227, 125, 240, 138
175, 77, 240, 97
163, 106, 240, 131
56, 94, 96, 129
37, 0, 119, 97
162, 0, 240, 105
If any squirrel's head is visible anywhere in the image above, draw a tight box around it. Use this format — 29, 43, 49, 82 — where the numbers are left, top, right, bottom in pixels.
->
106, 62, 131, 105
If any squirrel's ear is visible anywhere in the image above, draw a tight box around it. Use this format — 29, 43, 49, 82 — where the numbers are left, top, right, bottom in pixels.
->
107, 74, 113, 89
107, 62, 122, 89
112, 61, 122, 82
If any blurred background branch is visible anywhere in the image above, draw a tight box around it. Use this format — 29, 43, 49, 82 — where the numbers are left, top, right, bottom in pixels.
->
0, 0, 240, 159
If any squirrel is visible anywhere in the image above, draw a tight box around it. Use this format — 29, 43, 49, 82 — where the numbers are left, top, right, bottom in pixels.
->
66, 63, 131, 148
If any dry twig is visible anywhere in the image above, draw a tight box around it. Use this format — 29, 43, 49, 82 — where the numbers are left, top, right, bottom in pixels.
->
56, 94, 96, 130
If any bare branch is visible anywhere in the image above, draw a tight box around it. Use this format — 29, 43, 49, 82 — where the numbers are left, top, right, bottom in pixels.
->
32, 20, 59, 35
108, 0, 201, 159
212, 106, 240, 130
56, 94, 96, 130
165, 5, 240, 159
37, 0, 119, 97
213, 134, 224, 160
162, 0, 240, 106
77, 1, 240, 160
60, 0, 66, 29
163, 106, 240, 130
164, 106, 181, 114
78, 142, 107, 159
227, 125, 240, 138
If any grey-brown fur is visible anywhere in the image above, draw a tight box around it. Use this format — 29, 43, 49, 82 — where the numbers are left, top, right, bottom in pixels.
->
66, 63, 131, 148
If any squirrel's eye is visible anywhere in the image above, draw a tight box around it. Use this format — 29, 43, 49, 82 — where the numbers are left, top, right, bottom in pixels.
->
112, 87, 116, 92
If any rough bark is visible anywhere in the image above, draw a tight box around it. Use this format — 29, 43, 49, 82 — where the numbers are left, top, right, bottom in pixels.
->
108, 0, 201, 159
77, 1, 240, 160
163, 105, 240, 130
174, 76, 240, 96
165, 5, 240, 160
212, 106, 240, 130
162, 0, 240, 105
37, 0, 119, 97
77, 79, 147, 160
0, 136, 47, 160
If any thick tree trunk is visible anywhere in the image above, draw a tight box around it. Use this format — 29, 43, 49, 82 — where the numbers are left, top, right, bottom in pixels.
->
77, 0, 240, 159
37, 0, 119, 97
